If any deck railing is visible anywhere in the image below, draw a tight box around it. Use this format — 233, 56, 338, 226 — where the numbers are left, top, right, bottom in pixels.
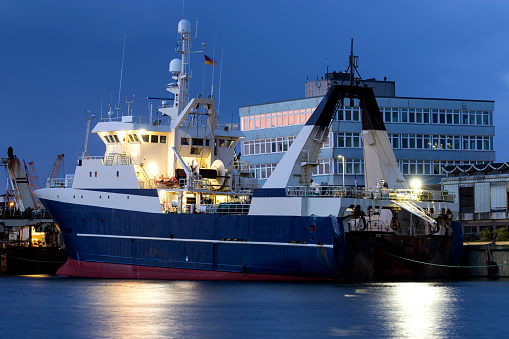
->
99, 116, 171, 125
285, 186, 455, 202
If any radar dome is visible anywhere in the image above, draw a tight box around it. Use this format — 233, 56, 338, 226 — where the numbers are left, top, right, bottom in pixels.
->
178, 19, 191, 34
169, 58, 182, 75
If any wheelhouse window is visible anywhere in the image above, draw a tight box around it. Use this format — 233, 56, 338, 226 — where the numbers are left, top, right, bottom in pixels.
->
141, 135, 149, 143
128, 133, 140, 143
160, 135, 167, 143
151, 135, 158, 143
226, 140, 234, 147
192, 138, 204, 146
181, 138, 189, 145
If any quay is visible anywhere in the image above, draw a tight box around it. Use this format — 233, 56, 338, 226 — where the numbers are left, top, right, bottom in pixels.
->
462, 242, 509, 278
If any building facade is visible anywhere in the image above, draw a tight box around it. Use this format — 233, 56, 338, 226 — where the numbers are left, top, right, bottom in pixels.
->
442, 163, 509, 236
239, 72, 495, 187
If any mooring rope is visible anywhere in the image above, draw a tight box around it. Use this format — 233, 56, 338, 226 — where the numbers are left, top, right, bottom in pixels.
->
384, 252, 509, 269
1, 254, 67, 264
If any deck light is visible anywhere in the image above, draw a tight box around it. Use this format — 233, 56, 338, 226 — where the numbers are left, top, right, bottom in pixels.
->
411, 179, 421, 190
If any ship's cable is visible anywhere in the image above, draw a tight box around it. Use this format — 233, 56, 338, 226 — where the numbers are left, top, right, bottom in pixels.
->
383, 251, 509, 269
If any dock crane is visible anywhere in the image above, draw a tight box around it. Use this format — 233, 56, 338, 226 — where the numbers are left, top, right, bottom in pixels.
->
47, 154, 65, 187
24, 160, 45, 210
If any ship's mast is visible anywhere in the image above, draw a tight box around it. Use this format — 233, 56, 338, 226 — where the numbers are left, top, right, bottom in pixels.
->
165, 19, 203, 115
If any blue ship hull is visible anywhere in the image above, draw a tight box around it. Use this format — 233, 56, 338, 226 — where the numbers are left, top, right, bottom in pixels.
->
41, 197, 463, 281
41, 198, 346, 280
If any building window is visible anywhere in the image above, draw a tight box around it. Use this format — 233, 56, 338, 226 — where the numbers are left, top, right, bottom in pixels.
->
249, 163, 277, 179
382, 107, 400, 123
337, 106, 361, 122
399, 160, 432, 175
337, 158, 364, 175
242, 136, 297, 155
240, 108, 314, 131
337, 133, 362, 148
312, 159, 333, 176
462, 136, 492, 150
389, 134, 399, 149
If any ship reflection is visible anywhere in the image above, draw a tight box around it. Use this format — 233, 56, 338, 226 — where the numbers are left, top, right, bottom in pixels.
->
380, 282, 458, 338
92, 280, 201, 338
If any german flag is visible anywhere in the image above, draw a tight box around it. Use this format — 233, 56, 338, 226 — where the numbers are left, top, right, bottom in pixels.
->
204, 55, 217, 66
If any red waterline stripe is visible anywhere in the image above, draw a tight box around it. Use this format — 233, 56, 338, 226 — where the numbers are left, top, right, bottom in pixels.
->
57, 259, 333, 281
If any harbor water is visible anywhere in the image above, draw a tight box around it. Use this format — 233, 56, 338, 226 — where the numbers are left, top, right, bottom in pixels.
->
1, 276, 508, 338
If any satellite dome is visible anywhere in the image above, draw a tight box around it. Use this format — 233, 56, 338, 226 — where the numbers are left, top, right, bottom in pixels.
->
169, 58, 182, 75
178, 19, 191, 34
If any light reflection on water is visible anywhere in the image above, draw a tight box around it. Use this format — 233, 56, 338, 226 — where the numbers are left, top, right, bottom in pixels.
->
375, 283, 459, 338
1, 276, 509, 338
84, 280, 203, 338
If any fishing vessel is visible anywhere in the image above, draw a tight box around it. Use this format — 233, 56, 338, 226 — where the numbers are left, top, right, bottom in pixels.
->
36, 19, 462, 281
1, 148, 66, 275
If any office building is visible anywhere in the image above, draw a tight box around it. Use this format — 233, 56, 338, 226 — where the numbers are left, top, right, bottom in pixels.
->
239, 71, 495, 187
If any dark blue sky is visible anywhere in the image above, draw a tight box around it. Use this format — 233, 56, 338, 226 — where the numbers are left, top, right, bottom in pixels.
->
2, 0, 508, 190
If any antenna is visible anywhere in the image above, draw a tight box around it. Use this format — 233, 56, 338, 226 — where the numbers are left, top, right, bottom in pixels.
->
126, 95, 135, 116
108, 104, 114, 121
149, 101, 153, 124
326, 57, 329, 90
210, 36, 216, 98
117, 34, 126, 115
218, 48, 224, 121
349, 39, 354, 87
343, 38, 364, 107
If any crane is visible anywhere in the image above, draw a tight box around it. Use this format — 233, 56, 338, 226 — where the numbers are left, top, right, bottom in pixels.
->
48, 154, 65, 182
82, 112, 95, 158
25, 160, 45, 210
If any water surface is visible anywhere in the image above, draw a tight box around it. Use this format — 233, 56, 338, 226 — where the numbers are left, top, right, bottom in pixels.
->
1, 276, 507, 338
